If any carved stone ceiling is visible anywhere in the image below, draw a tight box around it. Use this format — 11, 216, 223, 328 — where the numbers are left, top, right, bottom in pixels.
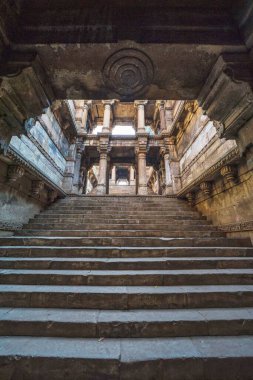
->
2, 0, 251, 100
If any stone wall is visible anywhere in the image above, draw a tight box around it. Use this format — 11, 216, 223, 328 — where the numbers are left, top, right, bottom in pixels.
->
176, 107, 253, 242
0, 160, 44, 234
0, 107, 70, 233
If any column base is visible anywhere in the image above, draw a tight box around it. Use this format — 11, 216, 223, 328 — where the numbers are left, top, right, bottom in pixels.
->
165, 185, 173, 196
138, 185, 148, 195
95, 184, 107, 195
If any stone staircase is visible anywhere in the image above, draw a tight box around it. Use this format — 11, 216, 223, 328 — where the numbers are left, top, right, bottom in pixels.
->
0, 195, 253, 379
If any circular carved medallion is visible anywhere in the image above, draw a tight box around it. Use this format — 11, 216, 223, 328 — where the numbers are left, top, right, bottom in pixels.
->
103, 49, 154, 97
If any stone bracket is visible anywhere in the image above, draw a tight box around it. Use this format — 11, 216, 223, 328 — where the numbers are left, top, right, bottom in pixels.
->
0, 52, 55, 150
198, 53, 253, 139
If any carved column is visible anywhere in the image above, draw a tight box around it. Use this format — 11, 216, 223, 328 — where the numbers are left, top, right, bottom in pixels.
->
130, 165, 135, 185
97, 131, 110, 195
163, 152, 173, 195
63, 137, 76, 193
156, 100, 166, 132
111, 166, 116, 184
162, 135, 180, 194
102, 100, 117, 133
72, 143, 84, 194
135, 101, 148, 195
97, 150, 109, 195
76, 101, 92, 134
134, 100, 148, 133
165, 104, 174, 134
136, 148, 148, 195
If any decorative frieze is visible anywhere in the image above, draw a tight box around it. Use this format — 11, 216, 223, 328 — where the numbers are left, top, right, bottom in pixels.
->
218, 220, 253, 233
177, 146, 240, 197
7, 165, 25, 183
31, 180, 44, 198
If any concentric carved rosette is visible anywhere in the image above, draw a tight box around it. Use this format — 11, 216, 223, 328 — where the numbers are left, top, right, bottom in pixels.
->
103, 49, 154, 98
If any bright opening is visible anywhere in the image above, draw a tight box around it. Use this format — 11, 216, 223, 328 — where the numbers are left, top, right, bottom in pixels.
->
112, 125, 136, 136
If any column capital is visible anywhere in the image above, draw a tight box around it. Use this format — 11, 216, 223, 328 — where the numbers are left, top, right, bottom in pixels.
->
155, 100, 166, 110
83, 100, 92, 110
102, 99, 118, 107
134, 100, 148, 109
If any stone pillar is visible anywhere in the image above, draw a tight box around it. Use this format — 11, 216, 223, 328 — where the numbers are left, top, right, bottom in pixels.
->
130, 165, 135, 184
97, 150, 108, 195
63, 138, 76, 193
163, 135, 181, 194
135, 101, 148, 195
156, 100, 166, 132
165, 106, 174, 134
134, 100, 148, 133
164, 152, 173, 195
102, 100, 117, 133
137, 150, 147, 195
111, 166, 116, 184
76, 101, 92, 134
81, 101, 91, 132
72, 143, 84, 194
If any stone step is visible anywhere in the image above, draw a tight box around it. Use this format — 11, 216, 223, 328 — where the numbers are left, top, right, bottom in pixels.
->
1, 236, 250, 247
33, 216, 211, 224
1, 247, 252, 258
58, 197, 182, 203
1, 335, 253, 380
48, 200, 193, 207
25, 223, 216, 231
0, 284, 253, 309
37, 212, 207, 220
47, 206, 197, 212
1, 268, 253, 286
17, 230, 225, 238
2, 256, 253, 270
0, 307, 252, 338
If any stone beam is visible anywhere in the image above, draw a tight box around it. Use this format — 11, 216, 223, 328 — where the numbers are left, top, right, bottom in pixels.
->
14, 5, 243, 45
